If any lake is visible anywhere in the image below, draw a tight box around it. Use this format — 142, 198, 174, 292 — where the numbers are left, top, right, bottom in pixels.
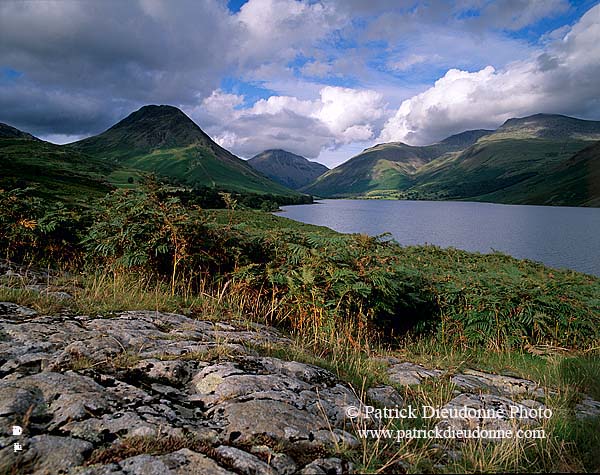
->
279, 199, 600, 277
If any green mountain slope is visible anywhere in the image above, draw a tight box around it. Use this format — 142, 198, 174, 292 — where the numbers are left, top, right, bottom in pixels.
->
305, 114, 600, 206
478, 141, 600, 207
304, 129, 492, 197
0, 123, 39, 141
248, 149, 328, 189
0, 125, 112, 202
72, 105, 299, 196
411, 114, 600, 203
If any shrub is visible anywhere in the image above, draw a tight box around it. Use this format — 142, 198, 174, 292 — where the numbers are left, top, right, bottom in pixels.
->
0, 188, 82, 264
82, 187, 203, 292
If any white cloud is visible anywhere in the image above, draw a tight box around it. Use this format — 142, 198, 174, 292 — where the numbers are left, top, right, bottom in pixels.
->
301, 60, 334, 78
388, 54, 431, 71
315, 86, 386, 136
379, 4, 600, 145
315, 141, 374, 168
235, 0, 343, 67
250, 95, 316, 117
192, 85, 386, 159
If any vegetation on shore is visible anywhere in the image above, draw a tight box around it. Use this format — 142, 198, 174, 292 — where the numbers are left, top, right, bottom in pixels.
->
2, 182, 598, 350
1, 181, 599, 473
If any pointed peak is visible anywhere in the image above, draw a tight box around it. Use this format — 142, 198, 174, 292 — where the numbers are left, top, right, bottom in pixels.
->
76, 104, 212, 153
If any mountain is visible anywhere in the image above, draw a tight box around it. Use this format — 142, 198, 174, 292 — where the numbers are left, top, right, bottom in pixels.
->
493, 113, 600, 140
304, 114, 600, 206
0, 124, 112, 202
477, 140, 600, 207
304, 129, 493, 197
247, 149, 328, 189
409, 114, 600, 202
542, 141, 600, 206
72, 105, 300, 196
0, 123, 40, 141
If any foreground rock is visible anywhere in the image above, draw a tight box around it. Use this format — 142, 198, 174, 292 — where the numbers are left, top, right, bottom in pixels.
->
2, 298, 598, 473
374, 356, 600, 422
0, 304, 357, 474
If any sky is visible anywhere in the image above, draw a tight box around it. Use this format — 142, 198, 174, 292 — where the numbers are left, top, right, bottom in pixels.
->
1, 0, 599, 168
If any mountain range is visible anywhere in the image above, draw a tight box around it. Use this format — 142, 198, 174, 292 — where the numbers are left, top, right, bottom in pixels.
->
303, 114, 600, 207
1, 108, 599, 207
1, 105, 303, 204
247, 149, 328, 189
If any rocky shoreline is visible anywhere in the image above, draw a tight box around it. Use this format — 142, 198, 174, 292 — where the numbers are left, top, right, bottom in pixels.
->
1, 299, 598, 474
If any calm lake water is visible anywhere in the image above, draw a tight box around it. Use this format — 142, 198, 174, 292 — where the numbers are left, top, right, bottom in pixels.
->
280, 199, 600, 277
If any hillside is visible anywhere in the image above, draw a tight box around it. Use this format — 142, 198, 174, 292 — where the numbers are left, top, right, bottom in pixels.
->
0, 123, 39, 141
304, 129, 492, 197
478, 140, 600, 207
411, 114, 600, 203
248, 149, 328, 189
0, 126, 113, 202
304, 114, 600, 206
71, 105, 300, 196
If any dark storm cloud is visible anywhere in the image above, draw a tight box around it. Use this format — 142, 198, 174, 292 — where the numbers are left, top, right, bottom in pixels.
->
0, 83, 119, 136
0, 0, 238, 136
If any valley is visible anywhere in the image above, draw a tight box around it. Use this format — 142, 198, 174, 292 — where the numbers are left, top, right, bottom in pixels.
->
303, 114, 600, 207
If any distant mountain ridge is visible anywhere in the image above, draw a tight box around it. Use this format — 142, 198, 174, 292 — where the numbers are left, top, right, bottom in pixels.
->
305, 127, 492, 197
496, 113, 600, 140
248, 149, 328, 189
304, 113, 600, 207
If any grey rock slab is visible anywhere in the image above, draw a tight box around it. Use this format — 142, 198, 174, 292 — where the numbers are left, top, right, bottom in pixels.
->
0, 350, 53, 375
192, 357, 360, 449
160, 448, 235, 475
206, 329, 289, 346
71, 464, 123, 475
214, 445, 278, 475
61, 411, 181, 443
0, 383, 45, 419
109, 448, 236, 475
2, 319, 91, 364
117, 454, 173, 475
367, 385, 404, 408
75, 450, 236, 475
2, 435, 93, 475
192, 357, 345, 407
434, 393, 540, 438
213, 398, 358, 450
100, 377, 155, 406
387, 362, 443, 386
0, 371, 116, 430
298, 457, 353, 475
193, 368, 310, 408
0, 301, 37, 317
133, 359, 192, 385
0, 309, 359, 472
575, 396, 600, 419
250, 445, 297, 475
451, 369, 545, 397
